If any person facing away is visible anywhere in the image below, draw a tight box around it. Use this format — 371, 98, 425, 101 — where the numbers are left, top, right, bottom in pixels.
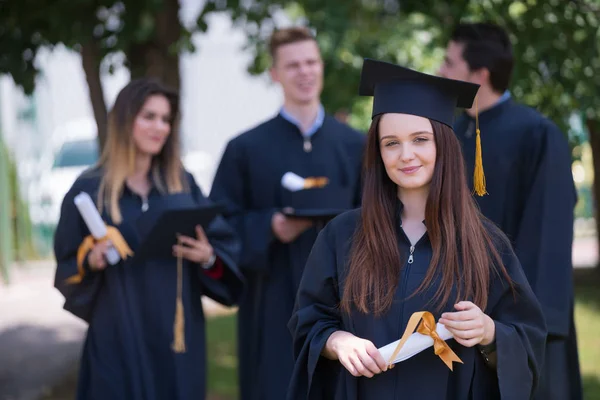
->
438, 22, 582, 400
287, 58, 547, 400
53, 78, 244, 400
209, 26, 366, 400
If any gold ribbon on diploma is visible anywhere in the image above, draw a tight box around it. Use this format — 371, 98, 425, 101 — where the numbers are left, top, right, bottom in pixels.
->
303, 176, 329, 189
65, 226, 134, 284
387, 311, 463, 371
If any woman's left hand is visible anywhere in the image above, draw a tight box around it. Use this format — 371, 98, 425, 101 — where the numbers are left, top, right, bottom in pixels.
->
172, 225, 214, 264
438, 301, 495, 347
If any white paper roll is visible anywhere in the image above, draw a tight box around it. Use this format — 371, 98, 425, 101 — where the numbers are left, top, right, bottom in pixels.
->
378, 323, 453, 364
281, 172, 306, 192
74, 192, 121, 265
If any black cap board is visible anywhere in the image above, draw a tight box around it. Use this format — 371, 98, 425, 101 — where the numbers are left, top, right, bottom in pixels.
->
134, 204, 224, 261
358, 58, 480, 127
281, 184, 354, 221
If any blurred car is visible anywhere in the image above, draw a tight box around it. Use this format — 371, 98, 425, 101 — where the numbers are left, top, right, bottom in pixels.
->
32, 136, 100, 226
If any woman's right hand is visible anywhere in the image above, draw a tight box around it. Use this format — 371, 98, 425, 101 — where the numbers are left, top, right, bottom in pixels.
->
324, 330, 388, 378
87, 240, 112, 271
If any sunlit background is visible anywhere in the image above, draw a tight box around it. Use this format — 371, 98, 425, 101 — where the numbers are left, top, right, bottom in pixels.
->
1, 1, 599, 399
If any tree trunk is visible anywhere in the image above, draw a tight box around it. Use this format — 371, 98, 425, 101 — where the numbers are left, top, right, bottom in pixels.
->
586, 117, 600, 267
126, 42, 152, 81
81, 42, 108, 152
152, 0, 181, 91
127, 0, 181, 92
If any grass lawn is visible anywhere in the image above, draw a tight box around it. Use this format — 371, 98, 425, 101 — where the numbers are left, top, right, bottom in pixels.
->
40, 269, 600, 399
206, 269, 600, 400
574, 269, 600, 400
206, 314, 238, 399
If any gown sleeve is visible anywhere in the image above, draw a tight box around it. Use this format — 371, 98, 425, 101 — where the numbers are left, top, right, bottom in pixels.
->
286, 224, 342, 400
53, 180, 103, 323
188, 172, 245, 307
512, 119, 576, 337
483, 226, 548, 399
209, 139, 277, 272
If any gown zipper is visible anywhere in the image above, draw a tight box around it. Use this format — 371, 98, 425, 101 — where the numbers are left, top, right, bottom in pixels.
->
303, 136, 312, 152
141, 195, 149, 212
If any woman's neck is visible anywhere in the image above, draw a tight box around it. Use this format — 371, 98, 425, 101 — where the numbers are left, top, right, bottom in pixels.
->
398, 187, 428, 223
127, 154, 152, 196
398, 187, 429, 245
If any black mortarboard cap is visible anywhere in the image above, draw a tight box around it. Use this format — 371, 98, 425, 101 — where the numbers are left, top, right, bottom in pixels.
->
358, 58, 480, 127
359, 58, 488, 196
134, 202, 225, 260
281, 185, 354, 221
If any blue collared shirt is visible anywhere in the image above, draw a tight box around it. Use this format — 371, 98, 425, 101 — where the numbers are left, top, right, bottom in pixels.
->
280, 104, 325, 138
497, 90, 511, 105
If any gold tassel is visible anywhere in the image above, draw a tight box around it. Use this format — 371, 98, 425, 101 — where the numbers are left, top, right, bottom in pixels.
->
172, 237, 186, 353
172, 298, 186, 353
303, 176, 329, 189
473, 96, 487, 196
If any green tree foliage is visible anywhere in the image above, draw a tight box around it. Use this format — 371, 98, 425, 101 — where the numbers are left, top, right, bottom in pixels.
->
1, 0, 598, 260
0, 0, 214, 147
220, 0, 599, 260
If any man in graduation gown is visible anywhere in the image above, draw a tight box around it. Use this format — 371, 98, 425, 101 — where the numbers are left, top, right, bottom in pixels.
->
209, 27, 366, 400
438, 22, 582, 400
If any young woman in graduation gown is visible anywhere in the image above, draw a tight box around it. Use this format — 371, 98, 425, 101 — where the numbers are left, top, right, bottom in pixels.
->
287, 59, 547, 400
53, 78, 244, 400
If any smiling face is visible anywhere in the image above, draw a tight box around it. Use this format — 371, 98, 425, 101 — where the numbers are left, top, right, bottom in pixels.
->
378, 113, 437, 194
269, 39, 323, 106
131, 94, 172, 157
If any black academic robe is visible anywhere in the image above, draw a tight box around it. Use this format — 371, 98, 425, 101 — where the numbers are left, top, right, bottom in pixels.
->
209, 114, 365, 400
287, 208, 547, 400
53, 168, 244, 400
454, 99, 582, 400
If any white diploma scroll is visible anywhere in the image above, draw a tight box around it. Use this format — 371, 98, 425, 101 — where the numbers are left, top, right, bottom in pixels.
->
378, 323, 454, 365
74, 192, 121, 265
281, 172, 306, 192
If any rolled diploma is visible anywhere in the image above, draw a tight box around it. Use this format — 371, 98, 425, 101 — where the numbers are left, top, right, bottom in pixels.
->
378, 323, 453, 364
74, 192, 121, 265
281, 172, 306, 192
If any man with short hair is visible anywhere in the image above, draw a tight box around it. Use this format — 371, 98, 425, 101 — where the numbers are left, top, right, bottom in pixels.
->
439, 22, 582, 400
210, 27, 365, 400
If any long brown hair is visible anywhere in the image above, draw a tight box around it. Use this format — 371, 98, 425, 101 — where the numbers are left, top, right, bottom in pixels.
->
341, 115, 510, 316
97, 78, 185, 223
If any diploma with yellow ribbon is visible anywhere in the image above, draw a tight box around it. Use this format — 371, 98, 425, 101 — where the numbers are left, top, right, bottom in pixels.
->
378, 311, 463, 371
65, 192, 133, 284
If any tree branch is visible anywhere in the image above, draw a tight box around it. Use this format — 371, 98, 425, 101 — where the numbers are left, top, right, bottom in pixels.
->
81, 41, 108, 151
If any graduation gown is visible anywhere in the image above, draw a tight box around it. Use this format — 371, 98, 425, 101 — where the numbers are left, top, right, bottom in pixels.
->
209, 114, 365, 400
454, 99, 582, 399
53, 168, 244, 400
287, 208, 547, 400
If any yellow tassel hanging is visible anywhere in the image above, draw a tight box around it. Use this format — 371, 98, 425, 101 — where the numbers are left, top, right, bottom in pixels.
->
172, 299, 186, 353
172, 237, 186, 353
472, 96, 487, 196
